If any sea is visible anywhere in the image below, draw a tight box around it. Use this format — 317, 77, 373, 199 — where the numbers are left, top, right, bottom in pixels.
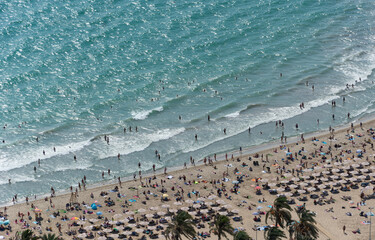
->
0, 0, 375, 204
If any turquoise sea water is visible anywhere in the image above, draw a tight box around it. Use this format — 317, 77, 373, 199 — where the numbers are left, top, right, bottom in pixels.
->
1, 0, 375, 203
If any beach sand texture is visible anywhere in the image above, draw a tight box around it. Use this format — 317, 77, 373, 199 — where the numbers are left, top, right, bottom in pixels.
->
2, 119, 375, 240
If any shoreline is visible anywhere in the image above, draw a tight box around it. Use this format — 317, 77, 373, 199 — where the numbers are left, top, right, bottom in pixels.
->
3, 112, 373, 209
3, 110, 375, 239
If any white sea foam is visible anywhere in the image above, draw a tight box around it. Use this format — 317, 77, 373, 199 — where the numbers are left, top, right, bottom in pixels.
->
225, 111, 240, 118
97, 127, 185, 159
131, 106, 163, 120
0, 140, 92, 172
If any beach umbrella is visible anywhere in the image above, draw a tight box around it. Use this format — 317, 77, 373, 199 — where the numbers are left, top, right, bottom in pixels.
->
148, 226, 157, 230
369, 173, 375, 177
331, 176, 339, 179
338, 180, 347, 184
352, 164, 360, 168
307, 187, 316, 192
123, 231, 132, 235
257, 206, 263, 210
138, 208, 146, 213
340, 173, 348, 177
334, 162, 342, 166
361, 169, 369, 173
108, 221, 117, 225
103, 229, 112, 233
125, 211, 134, 215
349, 177, 357, 182
343, 160, 352, 165
157, 211, 166, 216
280, 180, 289, 184
291, 177, 300, 181
180, 207, 189, 211
212, 207, 220, 211
139, 221, 148, 226
231, 209, 240, 214
277, 187, 285, 192
185, 199, 194, 204
284, 173, 293, 177
324, 164, 332, 168
77, 233, 87, 239
223, 204, 233, 209
320, 177, 329, 182
356, 149, 362, 153
169, 209, 177, 213
207, 195, 217, 200
290, 184, 298, 189
77, 221, 85, 225
322, 171, 330, 174
304, 168, 313, 173
97, 237, 106, 240
127, 224, 137, 228
89, 219, 99, 223
350, 170, 359, 175
165, 216, 172, 221
362, 162, 370, 166
216, 200, 226, 204
145, 214, 154, 218
255, 186, 261, 190
120, 219, 129, 223
332, 169, 340, 173
300, 182, 308, 187
84, 225, 93, 230
173, 202, 182, 206
96, 212, 102, 216
370, 166, 375, 170
161, 204, 170, 209
193, 204, 201, 208
219, 211, 228, 215
344, 166, 352, 170
135, 229, 144, 233
302, 176, 310, 180
310, 180, 319, 184
317, 184, 326, 189
201, 209, 209, 214
358, 175, 367, 179
189, 211, 197, 215
268, 183, 277, 187
312, 173, 320, 177
150, 206, 159, 211
297, 190, 306, 194
197, 197, 206, 201
109, 234, 119, 238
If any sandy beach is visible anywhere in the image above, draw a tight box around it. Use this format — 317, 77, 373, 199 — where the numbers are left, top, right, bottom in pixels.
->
2, 118, 375, 240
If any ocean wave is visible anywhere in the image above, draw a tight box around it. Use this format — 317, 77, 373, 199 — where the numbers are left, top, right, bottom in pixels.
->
0, 140, 92, 172
131, 106, 163, 120
97, 127, 185, 159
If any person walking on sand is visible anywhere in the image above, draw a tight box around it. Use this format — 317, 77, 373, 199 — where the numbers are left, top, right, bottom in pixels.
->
343, 225, 346, 234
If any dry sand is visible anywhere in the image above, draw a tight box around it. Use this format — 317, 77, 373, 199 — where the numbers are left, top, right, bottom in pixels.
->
3, 119, 375, 240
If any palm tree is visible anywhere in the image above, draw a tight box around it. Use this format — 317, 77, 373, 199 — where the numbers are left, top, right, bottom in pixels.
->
165, 210, 196, 240
210, 214, 234, 240
264, 227, 286, 240
293, 208, 319, 240
266, 196, 292, 228
40, 233, 61, 240
15, 230, 39, 240
233, 230, 251, 240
